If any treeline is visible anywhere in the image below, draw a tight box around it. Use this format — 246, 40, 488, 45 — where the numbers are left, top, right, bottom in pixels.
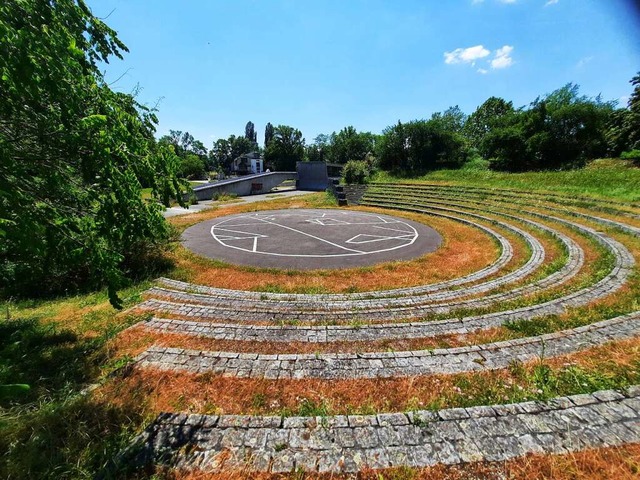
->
198, 77, 640, 181
321, 79, 639, 174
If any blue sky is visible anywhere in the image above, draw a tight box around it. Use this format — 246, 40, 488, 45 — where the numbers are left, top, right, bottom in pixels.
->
89, 0, 640, 146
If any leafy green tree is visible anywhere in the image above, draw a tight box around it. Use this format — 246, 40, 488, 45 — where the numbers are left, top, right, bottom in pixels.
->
230, 135, 254, 161
264, 122, 274, 148
245, 120, 257, 145
0, 0, 184, 306
327, 126, 376, 164
208, 134, 254, 173
464, 97, 514, 150
304, 133, 331, 162
431, 106, 467, 133
377, 119, 467, 172
159, 130, 207, 162
607, 72, 640, 155
484, 84, 615, 171
209, 138, 231, 171
264, 125, 305, 170
180, 154, 206, 179
627, 73, 640, 150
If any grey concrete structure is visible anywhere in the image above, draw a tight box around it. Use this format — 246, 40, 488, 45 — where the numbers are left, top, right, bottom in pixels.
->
296, 161, 329, 191
180, 209, 443, 270
191, 172, 297, 201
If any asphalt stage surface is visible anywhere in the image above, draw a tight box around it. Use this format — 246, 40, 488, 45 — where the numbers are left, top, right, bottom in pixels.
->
182, 209, 442, 270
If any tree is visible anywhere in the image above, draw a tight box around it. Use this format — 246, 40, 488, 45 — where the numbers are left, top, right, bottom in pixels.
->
464, 97, 514, 150
159, 130, 207, 162
377, 119, 468, 172
304, 133, 330, 162
245, 120, 257, 147
627, 73, 640, 150
264, 125, 305, 170
431, 106, 467, 133
607, 72, 640, 155
180, 154, 206, 179
209, 138, 231, 171
483, 84, 615, 171
0, 0, 184, 306
230, 135, 254, 161
264, 122, 274, 148
328, 126, 376, 164
208, 134, 254, 173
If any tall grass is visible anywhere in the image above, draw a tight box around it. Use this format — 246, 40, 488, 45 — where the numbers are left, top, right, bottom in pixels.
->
372, 159, 640, 203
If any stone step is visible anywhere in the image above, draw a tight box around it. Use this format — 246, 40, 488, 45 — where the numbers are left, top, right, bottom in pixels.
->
127, 387, 640, 473
363, 187, 640, 237
134, 313, 640, 379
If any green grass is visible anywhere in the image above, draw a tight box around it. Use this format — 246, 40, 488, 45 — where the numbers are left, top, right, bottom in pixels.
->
371, 158, 640, 203
0, 285, 152, 479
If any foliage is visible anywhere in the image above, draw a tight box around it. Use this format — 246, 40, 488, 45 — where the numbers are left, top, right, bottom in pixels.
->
244, 120, 258, 152
327, 126, 377, 164
342, 160, 370, 184
627, 73, 640, 148
0, 0, 184, 307
264, 121, 274, 148
264, 124, 305, 171
464, 96, 514, 150
208, 134, 254, 172
483, 84, 615, 171
377, 117, 468, 172
621, 149, 640, 165
607, 72, 640, 155
0, 285, 150, 479
180, 153, 206, 180
158, 130, 207, 161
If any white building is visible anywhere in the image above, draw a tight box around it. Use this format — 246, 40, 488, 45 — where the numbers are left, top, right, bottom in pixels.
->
231, 152, 264, 175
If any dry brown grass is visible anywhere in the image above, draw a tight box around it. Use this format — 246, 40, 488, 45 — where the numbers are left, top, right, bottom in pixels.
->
154, 444, 640, 479
108, 325, 508, 357
96, 337, 640, 418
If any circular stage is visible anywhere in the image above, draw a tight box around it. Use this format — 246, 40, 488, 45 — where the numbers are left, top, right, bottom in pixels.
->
181, 209, 442, 270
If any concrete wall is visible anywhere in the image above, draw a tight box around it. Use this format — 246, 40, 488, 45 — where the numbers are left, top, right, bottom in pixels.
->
296, 161, 329, 191
191, 172, 297, 201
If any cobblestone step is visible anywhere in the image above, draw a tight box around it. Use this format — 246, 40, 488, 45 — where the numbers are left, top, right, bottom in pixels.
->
366, 185, 640, 235
134, 313, 640, 379
369, 183, 640, 220
127, 387, 640, 473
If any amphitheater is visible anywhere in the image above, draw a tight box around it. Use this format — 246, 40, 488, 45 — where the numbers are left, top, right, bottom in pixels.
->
119, 183, 640, 475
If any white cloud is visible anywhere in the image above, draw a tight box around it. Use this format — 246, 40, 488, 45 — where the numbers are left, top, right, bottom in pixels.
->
444, 45, 491, 65
545, 0, 559, 5
499, 0, 518, 3
491, 45, 514, 69
478, 68, 489, 74
472, 0, 485, 4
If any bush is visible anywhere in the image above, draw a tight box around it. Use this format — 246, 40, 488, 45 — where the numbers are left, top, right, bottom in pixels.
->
342, 160, 369, 184
461, 151, 490, 171
620, 149, 640, 161
180, 154, 206, 180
